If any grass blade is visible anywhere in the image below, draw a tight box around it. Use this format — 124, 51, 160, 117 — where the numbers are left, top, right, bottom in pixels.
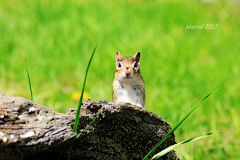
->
76, 113, 99, 138
67, 142, 74, 160
142, 87, 220, 160
150, 131, 219, 160
73, 45, 97, 132
68, 45, 97, 160
25, 58, 33, 101
67, 113, 99, 160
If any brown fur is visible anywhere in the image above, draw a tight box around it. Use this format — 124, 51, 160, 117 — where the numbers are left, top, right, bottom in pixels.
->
112, 78, 118, 102
113, 51, 145, 107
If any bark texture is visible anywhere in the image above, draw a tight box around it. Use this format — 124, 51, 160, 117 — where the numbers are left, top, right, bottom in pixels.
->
0, 93, 179, 160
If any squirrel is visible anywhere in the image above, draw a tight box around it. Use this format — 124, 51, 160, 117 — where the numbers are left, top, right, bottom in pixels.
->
112, 51, 145, 107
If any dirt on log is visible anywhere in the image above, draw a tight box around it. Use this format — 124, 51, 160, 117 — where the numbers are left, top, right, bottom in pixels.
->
0, 93, 179, 160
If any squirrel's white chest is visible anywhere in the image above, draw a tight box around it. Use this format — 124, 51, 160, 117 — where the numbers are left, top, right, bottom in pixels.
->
116, 82, 143, 107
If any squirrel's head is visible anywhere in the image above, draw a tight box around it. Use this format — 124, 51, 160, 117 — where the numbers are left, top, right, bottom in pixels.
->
115, 51, 141, 81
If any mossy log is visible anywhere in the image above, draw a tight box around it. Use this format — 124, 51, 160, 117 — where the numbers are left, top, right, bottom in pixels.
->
0, 93, 179, 160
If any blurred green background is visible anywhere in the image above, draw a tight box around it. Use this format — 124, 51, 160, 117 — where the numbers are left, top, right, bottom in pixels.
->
0, 0, 239, 159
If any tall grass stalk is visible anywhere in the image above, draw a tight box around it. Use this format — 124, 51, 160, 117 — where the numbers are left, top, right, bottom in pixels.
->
25, 59, 33, 101
150, 131, 219, 160
72, 45, 97, 132
142, 87, 220, 160
66, 113, 99, 160
76, 113, 100, 138
68, 45, 97, 160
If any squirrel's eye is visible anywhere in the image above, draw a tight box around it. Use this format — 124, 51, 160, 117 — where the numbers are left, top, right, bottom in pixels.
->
134, 62, 138, 68
118, 62, 121, 68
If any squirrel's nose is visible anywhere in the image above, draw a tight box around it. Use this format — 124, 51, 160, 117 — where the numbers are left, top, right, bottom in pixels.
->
125, 72, 130, 76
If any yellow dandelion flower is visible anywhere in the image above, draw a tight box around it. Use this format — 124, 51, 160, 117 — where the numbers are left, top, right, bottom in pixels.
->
71, 92, 89, 100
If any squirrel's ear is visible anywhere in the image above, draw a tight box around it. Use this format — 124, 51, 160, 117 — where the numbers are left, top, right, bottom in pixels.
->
133, 51, 140, 62
116, 51, 122, 61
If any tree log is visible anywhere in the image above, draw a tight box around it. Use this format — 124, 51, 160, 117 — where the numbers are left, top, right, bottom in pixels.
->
0, 93, 179, 160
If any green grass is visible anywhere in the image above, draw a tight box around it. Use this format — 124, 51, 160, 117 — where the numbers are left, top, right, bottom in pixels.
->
150, 131, 218, 160
25, 58, 33, 101
0, 0, 239, 159
68, 46, 97, 160
144, 87, 220, 160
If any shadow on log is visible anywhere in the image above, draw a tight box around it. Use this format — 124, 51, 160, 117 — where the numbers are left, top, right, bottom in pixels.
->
0, 93, 179, 160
